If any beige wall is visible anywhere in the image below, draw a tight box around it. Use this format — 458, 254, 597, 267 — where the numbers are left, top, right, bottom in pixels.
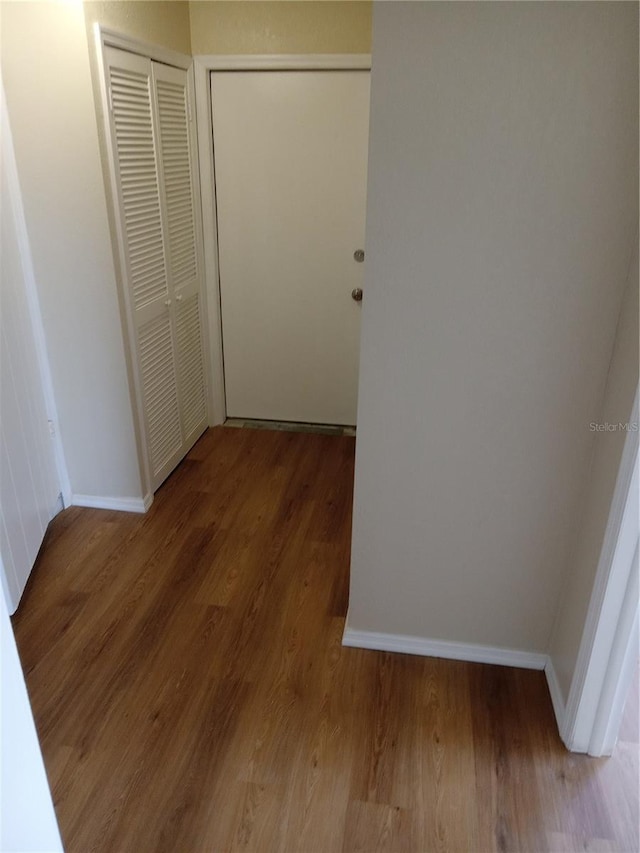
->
84, 1, 192, 54
549, 241, 639, 702
189, 1, 371, 55
1, 1, 143, 501
348, 2, 638, 654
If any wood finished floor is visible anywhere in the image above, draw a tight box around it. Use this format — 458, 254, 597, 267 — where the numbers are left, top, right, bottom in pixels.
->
13, 427, 639, 853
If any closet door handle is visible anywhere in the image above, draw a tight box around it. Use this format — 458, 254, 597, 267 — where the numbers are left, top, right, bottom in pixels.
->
164, 299, 172, 307
176, 294, 183, 302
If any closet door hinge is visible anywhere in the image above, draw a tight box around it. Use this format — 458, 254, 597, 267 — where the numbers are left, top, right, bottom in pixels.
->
187, 98, 192, 123
108, 85, 114, 113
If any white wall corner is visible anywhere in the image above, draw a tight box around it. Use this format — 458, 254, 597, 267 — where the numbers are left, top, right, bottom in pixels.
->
71, 494, 151, 514
1, 579, 63, 851
544, 657, 567, 745
342, 617, 547, 671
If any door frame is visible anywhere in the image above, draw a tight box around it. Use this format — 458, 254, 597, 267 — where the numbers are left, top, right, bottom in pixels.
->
93, 26, 212, 504
192, 53, 372, 425
549, 386, 639, 755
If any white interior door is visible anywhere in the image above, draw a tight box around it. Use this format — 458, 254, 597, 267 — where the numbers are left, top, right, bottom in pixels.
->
1, 109, 61, 612
211, 70, 370, 426
105, 47, 207, 492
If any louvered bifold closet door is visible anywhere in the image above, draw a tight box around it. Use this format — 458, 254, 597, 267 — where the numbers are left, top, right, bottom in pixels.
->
105, 47, 184, 490
152, 61, 207, 449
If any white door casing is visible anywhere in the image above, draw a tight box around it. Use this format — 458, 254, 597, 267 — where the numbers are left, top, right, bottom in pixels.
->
565, 404, 640, 755
211, 70, 371, 425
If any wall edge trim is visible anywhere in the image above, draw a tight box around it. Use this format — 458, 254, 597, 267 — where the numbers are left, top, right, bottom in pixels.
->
71, 493, 150, 514
195, 53, 372, 71
342, 621, 547, 670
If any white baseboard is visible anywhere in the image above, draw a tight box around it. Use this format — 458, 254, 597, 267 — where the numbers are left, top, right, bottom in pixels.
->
71, 493, 153, 514
545, 657, 567, 742
342, 622, 547, 670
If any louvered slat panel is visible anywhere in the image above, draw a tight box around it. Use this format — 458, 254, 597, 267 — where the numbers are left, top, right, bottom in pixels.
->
138, 313, 183, 475
155, 77, 198, 290
110, 64, 168, 312
175, 294, 207, 438
106, 50, 207, 493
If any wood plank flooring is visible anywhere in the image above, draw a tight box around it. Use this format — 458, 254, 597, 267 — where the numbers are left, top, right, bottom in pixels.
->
12, 427, 639, 853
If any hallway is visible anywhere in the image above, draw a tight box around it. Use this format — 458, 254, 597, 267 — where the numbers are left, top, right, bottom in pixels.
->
12, 427, 639, 852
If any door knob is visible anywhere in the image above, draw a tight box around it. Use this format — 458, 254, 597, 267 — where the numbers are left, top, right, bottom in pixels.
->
353, 249, 365, 263
351, 288, 363, 303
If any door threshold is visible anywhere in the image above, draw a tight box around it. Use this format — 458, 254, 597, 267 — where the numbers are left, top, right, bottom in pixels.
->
224, 418, 356, 437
